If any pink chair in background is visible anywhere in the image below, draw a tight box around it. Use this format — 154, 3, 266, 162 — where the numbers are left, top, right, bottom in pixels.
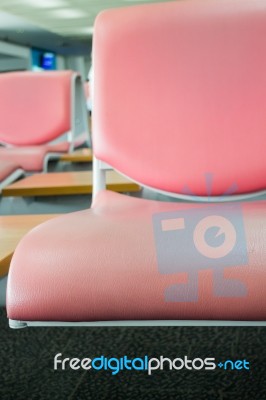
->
6, 0, 266, 328
0, 70, 90, 173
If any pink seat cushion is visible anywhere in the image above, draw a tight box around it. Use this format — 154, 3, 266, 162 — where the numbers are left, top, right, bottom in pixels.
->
7, 191, 266, 322
0, 160, 20, 182
0, 142, 70, 172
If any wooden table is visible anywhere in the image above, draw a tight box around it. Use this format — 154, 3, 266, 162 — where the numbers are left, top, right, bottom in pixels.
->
60, 148, 93, 163
2, 170, 141, 197
0, 214, 59, 277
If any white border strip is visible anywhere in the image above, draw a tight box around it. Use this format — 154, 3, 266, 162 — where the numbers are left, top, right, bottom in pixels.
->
9, 319, 266, 329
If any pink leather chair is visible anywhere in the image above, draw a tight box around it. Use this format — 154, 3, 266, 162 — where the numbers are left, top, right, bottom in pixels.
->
6, 0, 266, 328
0, 71, 90, 173
0, 160, 24, 193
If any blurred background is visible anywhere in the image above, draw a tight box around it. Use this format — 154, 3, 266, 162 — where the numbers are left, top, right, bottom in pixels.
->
0, 0, 168, 78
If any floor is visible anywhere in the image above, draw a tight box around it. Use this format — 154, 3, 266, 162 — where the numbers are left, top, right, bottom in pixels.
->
0, 158, 180, 216
0, 160, 93, 216
0, 308, 266, 399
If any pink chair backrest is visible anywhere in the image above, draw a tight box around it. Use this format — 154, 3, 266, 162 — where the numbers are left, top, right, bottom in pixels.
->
93, 0, 266, 196
0, 70, 73, 146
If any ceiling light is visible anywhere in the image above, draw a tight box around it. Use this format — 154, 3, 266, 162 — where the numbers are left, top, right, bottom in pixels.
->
52, 8, 88, 19
50, 8, 87, 19
22, 0, 68, 8
78, 27, 94, 35
55, 26, 94, 36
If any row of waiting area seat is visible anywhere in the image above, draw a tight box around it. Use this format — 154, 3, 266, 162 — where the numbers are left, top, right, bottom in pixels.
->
2, 0, 266, 328
0, 70, 89, 185
0, 70, 140, 192
0, 70, 141, 280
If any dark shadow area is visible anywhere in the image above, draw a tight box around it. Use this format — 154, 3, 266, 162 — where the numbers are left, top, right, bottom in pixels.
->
0, 308, 266, 399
